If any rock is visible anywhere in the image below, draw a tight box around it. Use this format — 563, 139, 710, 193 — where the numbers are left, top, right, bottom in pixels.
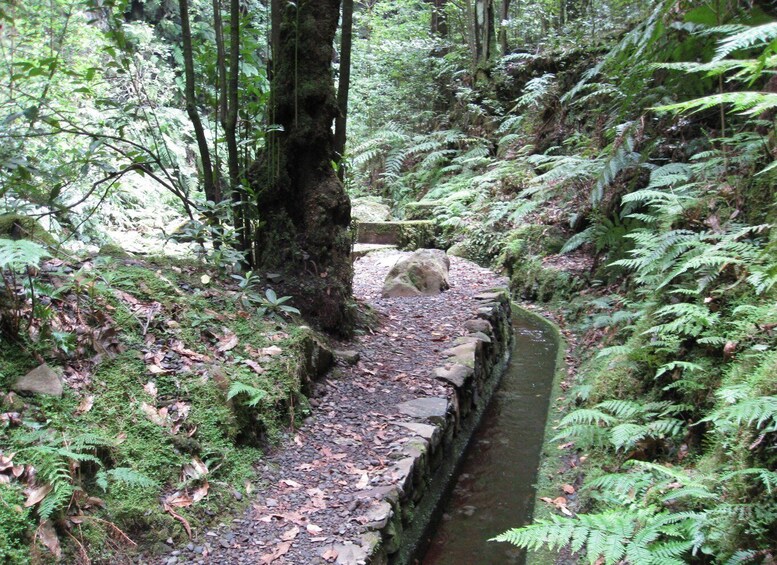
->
333, 349, 360, 365
396, 397, 448, 421
1, 391, 25, 412
442, 341, 478, 368
463, 319, 492, 335
446, 241, 469, 258
433, 364, 474, 388
12, 364, 63, 397
266, 272, 284, 284
363, 500, 393, 530
330, 540, 369, 565
381, 249, 450, 298
351, 198, 392, 223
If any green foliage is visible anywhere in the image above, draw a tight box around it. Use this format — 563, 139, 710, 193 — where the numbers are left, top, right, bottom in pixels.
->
0, 485, 33, 564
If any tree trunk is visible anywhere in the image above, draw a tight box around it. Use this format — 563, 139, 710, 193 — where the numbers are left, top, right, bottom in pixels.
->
178, 0, 218, 204
473, 0, 495, 79
498, 0, 510, 55
248, 0, 353, 335
334, 0, 353, 181
429, 0, 448, 37
224, 0, 249, 257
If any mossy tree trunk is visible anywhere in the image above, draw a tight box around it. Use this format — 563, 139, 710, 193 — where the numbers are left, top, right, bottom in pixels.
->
249, 0, 353, 335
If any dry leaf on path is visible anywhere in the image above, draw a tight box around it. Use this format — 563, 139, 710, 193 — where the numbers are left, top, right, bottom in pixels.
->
165, 491, 193, 508
259, 541, 291, 564
280, 478, 301, 489
143, 382, 158, 397
562, 484, 576, 494
306, 524, 323, 535
321, 547, 338, 562
258, 346, 283, 356
280, 526, 299, 541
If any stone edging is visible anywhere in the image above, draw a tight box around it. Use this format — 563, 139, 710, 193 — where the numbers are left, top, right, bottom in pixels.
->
334, 288, 514, 564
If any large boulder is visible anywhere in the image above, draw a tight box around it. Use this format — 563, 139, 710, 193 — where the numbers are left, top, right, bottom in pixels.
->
381, 249, 450, 297
351, 198, 392, 223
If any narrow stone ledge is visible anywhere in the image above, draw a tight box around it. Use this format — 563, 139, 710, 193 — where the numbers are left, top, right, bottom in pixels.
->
396, 397, 448, 422
364, 286, 514, 564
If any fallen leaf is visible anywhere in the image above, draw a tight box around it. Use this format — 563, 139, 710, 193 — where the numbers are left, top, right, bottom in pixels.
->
243, 359, 265, 374
260, 541, 291, 564
321, 547, 338, 562
182, 457, 209, 480
37, 519, 61, 558
191, 481, 209, 503
140, 402, 166, 426
258, 346, 283, 356
218, 333, 239, 353
306, 524, 323, 535
562, 484, 576, 494
355, 473, 369, 489
281, 478, 301, 489
25, 483, 53, 507
165, 491, 193, 508
280, 526, 299, 541
76, 395, 95, 415
143, 382, 158, 397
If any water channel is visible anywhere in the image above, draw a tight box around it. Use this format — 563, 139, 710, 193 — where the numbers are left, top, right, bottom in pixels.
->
421, 309, 559, 565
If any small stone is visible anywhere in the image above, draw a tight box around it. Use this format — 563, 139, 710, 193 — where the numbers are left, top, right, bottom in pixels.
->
265, 498, 279, 508
194, 546, 204, 554
333, 349, 360, 365
12, 364, 63, 397
233, 490, 243, 501
186, 543, 195, 551
266, 272, 283, 283
166, 538, 174, 546
171, 550, 181, 556
166, 558, 178, 565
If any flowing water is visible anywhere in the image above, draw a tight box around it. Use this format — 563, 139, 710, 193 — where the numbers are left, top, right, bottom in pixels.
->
421, 310, 559, 565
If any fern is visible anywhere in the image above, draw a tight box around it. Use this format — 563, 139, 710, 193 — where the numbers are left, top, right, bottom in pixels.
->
227, 381, 268, 407
0, 238, 50, 272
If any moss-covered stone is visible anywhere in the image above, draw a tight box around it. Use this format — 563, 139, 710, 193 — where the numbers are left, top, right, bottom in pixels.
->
508, 257, 585, 302
0, 213, 56, 245
356, 220, 438, 250
403, 201, 443, 221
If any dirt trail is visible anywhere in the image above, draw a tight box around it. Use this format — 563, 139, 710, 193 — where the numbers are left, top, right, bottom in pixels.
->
155, 250, 507, 565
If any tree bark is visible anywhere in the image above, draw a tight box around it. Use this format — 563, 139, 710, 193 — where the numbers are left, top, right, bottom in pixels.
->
178, 0, 218, 203
429, 0, 448, 37
249, 0, 353, 335
498, 0, 510, 55
334, 0, 353, 181
473, 0, 495, 79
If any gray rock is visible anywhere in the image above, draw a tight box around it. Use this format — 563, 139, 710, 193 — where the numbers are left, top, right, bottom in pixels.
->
333, 349, 360, 365
433, 364, 474, 388
363, 500, 393, 530
442, 341, 478, 367
13, 364, 63, 397
396, 397, 448, 421
381, 249, 450, 298
351, 198, 392, 223
446, 241, 469, 258
463, 318, 493, 334
394, 422, 437, 440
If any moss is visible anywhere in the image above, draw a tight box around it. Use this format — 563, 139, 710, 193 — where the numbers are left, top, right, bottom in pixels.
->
97, 243, 132, 258
508, 257, 584, 302
0, 484, 33, 565
0, 214, 56, 246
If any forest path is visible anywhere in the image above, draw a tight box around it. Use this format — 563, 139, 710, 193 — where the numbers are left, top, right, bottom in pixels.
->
155, 249, 507, 565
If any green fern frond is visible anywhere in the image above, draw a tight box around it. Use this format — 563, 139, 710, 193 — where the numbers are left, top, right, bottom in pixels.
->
713, 22, 777, 61
0, 238, 51, 272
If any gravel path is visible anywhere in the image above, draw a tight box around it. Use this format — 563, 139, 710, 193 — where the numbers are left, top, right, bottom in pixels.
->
155, 250, 507, 565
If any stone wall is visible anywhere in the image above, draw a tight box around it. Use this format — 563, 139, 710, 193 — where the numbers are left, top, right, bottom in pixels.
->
350, 289, 514, 564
